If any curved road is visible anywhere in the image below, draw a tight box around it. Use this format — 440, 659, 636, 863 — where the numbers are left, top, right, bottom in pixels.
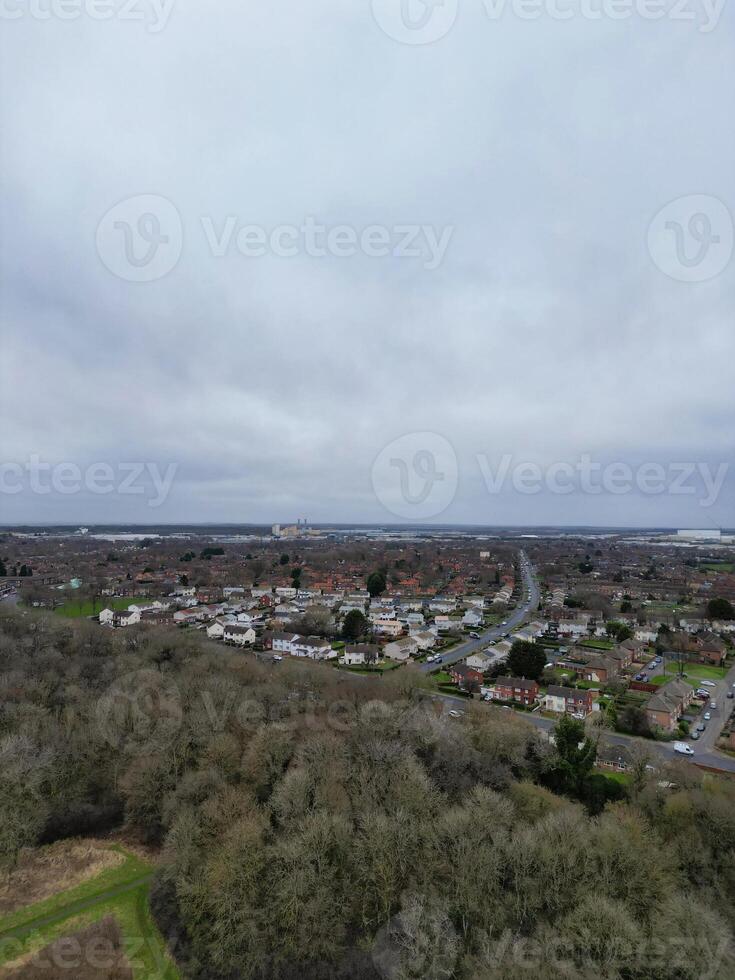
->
418, 551, 540, 674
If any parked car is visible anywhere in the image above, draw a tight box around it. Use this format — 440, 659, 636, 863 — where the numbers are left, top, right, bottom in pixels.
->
691, 731, 700, 740
704, 711, 712, 720
634, 673, 643, 681
710, 701, 717, 710
696, 723, 706, 732
469, 631, 480, 639
434, 656, 443, 664
426, 655, 436, 663
701, 680, 717, 688
727, 691, 734, 699
448, 709, 463, 719
674, 742, 695, 756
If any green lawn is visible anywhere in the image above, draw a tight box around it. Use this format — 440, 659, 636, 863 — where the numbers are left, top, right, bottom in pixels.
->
651, 662, 728, 685
54, 596, 139, 619
0, 846, 177, 979
578, 639, 615, 650
700, 562, 735, 574
595, 769, 632, 786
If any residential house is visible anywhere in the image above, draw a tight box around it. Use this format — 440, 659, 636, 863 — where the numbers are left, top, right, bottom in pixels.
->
645, 679, 694, 732
449, 663, 484, 692
544, 685, 595, 717
373, 620, 404, 638
263, 630, 299, 654
483, 676, 539, 706
411, 630, 436, 651
596, 743, 634, 773
112, 609, 140, 628
206, 618, 229, 639
343, 643, 380, 666
291, 635, 334, 660
462, 609, 483, 628
384, 636, 419, 662
465, 651, 495, 672
223, 624, 256, 647
695, 633, 727, 666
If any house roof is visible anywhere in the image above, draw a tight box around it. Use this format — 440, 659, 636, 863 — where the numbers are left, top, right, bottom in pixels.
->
495, 676, 538, 690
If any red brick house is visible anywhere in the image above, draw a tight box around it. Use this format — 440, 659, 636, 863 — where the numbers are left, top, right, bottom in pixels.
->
484, 676, 539, 706
449, 663, 484, 692
645, 679, 694, 732
695, 633, 727, 666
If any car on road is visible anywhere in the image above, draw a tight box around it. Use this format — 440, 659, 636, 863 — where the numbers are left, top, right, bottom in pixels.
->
434, 656, 443, 664
728, 692, 734, 699
469, 631, 480, 639
710, 701, 717, 710
704, 711, 712, 720
426, 655, 436, 663
674, 742, 695, 756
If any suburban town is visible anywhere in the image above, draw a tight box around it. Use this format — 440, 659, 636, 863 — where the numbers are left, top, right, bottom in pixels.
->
3, 523, 735, 777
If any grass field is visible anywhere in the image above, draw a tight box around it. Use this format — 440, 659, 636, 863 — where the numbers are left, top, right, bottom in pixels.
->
0, 846, 178, 979
53, 597, 134, 619
651, 663, 728, 685
578, 639, 614, 650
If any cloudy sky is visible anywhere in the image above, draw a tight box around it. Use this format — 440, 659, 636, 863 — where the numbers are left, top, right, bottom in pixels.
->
1, 0, 733, 528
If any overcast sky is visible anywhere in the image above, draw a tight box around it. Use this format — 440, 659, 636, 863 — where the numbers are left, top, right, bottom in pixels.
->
1, 0, 733, 528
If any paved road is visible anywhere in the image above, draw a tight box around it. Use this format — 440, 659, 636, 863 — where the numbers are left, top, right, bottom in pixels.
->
418, 551, 540, 674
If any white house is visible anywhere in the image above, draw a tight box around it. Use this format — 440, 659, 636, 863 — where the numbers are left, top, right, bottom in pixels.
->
291, 635, 334, 660
434, 615, 452, 633
384, 636, 418, 662
342, 643, 380, 666
412, 630, 436, 651
465, 651, 495, 671
113, 609, 140, 628
372, 619, 404, 637
99, 608, 114, 626
462, 609, 483, 628
206, 618, 231, 639
267, 631, 299, 654
223, 624, 256, 646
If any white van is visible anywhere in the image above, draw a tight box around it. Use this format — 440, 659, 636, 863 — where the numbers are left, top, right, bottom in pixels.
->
673, 742, 694, 756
